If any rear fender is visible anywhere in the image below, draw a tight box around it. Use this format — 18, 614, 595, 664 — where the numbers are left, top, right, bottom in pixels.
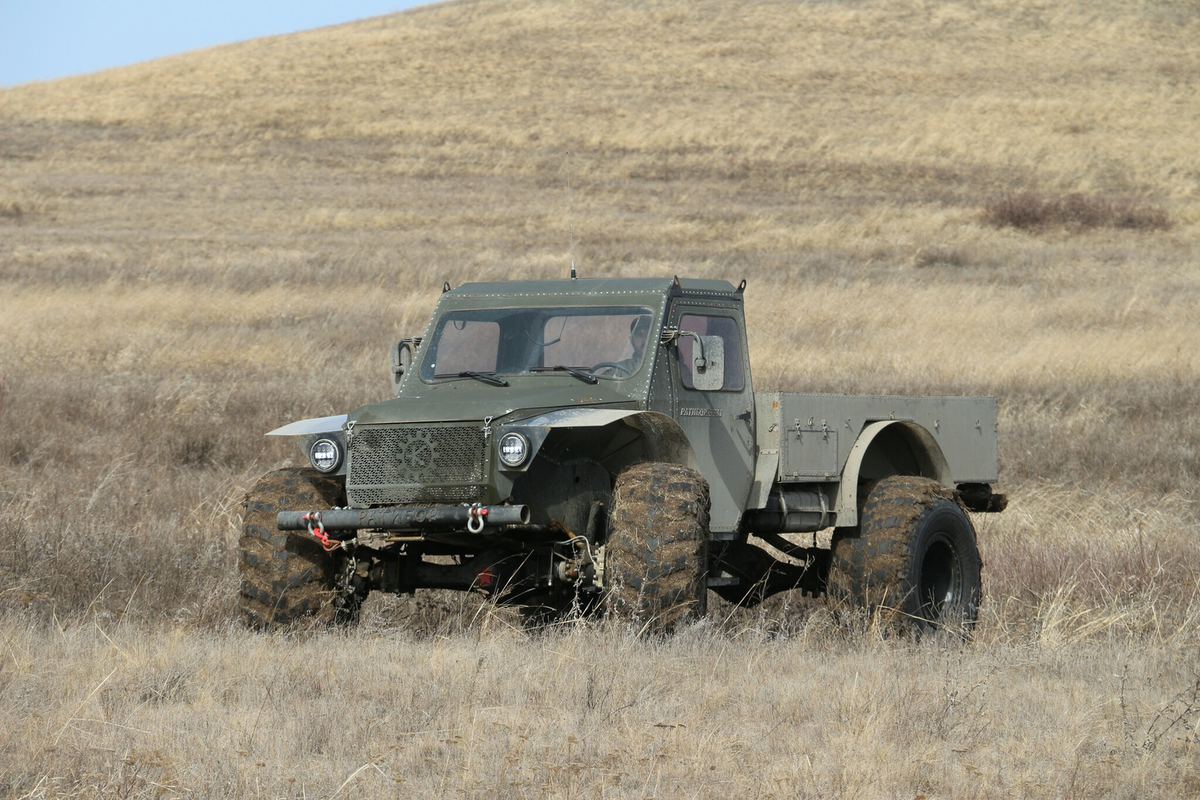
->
834, 420, 951, 527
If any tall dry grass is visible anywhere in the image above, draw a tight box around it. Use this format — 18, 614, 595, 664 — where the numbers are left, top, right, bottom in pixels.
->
2, 592, 1200, 798
1, 0, 1199, 795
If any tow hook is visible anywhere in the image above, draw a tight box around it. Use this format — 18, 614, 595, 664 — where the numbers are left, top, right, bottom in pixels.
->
466, 503, 487, 533
301, 512, 344, 552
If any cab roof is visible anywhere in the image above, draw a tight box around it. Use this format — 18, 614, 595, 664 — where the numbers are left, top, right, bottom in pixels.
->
446, 277, 742, 299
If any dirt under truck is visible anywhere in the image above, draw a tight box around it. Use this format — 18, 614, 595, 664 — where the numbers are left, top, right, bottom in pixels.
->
240, 277, 1005, 634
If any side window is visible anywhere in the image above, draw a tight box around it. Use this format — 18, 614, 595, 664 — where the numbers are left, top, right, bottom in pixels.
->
678, 314, 745, 391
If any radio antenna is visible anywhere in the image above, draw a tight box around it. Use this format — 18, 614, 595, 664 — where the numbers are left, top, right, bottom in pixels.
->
567, 151, 577, 279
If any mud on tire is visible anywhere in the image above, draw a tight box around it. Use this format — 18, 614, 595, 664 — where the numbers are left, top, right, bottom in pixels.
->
828, 476, 981, 634
605, 462, 710, 634
239, 468, 361, 629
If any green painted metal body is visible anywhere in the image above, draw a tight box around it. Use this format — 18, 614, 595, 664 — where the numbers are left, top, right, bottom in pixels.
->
276, 277, 1001, 537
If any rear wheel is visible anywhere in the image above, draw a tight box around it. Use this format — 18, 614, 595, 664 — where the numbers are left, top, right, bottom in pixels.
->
604, 462, 710, 634
239, 468, 363, 629
827, 476, 981, 634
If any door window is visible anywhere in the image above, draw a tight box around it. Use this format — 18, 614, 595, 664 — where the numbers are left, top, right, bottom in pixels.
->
677, 314, 745, 391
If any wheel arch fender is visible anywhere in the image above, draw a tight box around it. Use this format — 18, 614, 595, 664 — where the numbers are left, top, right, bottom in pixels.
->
834, 420, 952, 527
500, 409, 699, 475
618, 411, 699, 471
265, 414, 350, 476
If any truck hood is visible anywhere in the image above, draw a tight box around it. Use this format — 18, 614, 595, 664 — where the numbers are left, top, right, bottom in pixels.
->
347, 379, 638, 426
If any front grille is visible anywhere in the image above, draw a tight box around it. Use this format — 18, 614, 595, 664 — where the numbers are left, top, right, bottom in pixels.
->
347, 423, 487, 506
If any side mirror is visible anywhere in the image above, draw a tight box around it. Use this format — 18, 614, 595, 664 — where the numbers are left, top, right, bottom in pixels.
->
691, 335, 725, 391
389, 337, 421, 396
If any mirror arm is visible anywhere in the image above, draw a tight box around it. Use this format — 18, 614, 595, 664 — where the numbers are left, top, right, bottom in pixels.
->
661, 327, 707, 371
684, 331, 707, 371
389, 337, 423, 393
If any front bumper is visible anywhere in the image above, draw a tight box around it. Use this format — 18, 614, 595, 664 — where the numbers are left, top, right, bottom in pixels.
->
277, 504, 531, 532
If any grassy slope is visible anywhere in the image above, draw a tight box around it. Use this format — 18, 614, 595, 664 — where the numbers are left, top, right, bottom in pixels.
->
1, 0, 1199, 796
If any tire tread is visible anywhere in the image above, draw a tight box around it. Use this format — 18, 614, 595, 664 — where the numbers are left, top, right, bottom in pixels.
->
828, 476, 979, 632
238, 468, 353, 629
605, 462, 710, 633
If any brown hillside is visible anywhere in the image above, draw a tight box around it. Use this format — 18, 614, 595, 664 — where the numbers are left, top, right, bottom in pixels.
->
4, 0, 1199, 195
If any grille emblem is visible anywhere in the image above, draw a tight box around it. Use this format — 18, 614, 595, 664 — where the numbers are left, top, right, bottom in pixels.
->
401, 431, 436, 469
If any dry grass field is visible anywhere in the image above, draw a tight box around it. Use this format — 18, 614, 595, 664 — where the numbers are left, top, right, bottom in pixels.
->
1, 0, 1199, 796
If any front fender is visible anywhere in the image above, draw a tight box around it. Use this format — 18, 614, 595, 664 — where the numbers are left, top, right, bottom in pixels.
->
265, 414, 349, 476
265, 414, 348, 437
499, 409, 698, 473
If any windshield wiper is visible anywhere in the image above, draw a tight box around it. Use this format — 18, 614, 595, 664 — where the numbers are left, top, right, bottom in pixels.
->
435, 371, 509, 387
530, 365, 598, 384
458, 371, 509, 387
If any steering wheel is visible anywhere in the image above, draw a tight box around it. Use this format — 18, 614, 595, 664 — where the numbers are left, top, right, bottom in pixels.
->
590, 361, 634, 377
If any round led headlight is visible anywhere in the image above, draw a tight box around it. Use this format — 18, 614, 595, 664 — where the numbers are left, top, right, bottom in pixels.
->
309, 438, 342, 473
497, 432, 530, 468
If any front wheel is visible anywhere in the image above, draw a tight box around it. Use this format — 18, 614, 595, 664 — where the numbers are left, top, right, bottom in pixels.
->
239, 468, 364, 630
604, 462, 710, 634
827, 476, 981, 634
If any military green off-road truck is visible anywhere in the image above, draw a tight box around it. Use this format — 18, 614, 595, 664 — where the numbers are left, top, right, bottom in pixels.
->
241, 277, 1004, 634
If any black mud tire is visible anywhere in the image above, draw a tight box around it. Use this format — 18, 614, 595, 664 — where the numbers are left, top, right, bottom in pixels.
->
605, 462, 710, 635
239, 468, 362, 630
827, 476, 981, 635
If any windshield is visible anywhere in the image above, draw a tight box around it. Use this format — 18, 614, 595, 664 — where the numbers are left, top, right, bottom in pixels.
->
420, 306, 654, 382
